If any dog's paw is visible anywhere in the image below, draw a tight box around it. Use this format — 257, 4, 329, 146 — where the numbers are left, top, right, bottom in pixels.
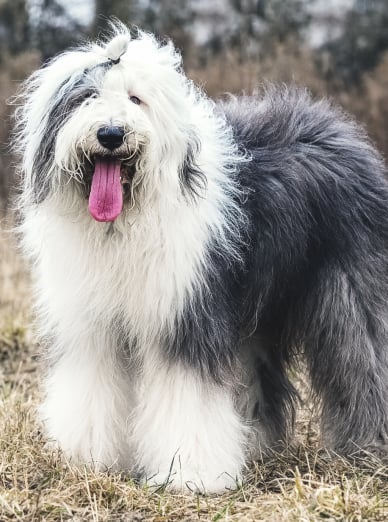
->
143, 468, 241, 494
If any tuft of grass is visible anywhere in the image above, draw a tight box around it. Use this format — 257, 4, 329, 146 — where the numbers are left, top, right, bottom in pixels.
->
1, 218, 387, 521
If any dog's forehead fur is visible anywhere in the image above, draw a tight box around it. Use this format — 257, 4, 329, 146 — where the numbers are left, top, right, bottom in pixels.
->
104, 34, 130, 62
22, 28, 183, 124
90, 31, 183, 87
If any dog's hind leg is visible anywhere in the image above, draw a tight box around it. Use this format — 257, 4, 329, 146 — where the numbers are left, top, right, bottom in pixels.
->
299, 262, 388, 454
236, 334, 298, 458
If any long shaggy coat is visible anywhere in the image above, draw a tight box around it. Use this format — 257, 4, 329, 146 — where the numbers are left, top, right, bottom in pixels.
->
15, 23, 388, 493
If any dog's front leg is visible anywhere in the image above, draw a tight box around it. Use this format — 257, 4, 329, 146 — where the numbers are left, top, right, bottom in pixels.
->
132, 354, 247, 493
40, 325, 133, 470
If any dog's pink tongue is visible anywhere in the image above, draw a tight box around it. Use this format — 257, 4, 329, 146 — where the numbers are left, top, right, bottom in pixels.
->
88, 158, 123, 222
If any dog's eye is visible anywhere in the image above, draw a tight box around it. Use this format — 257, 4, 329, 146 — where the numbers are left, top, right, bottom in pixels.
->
130, 95, 141, 105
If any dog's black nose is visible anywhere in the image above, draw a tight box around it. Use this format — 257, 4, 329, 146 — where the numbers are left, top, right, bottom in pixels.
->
97, 126, 125, 150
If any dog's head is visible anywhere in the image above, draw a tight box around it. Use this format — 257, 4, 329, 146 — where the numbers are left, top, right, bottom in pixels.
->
16, 22, 206, 221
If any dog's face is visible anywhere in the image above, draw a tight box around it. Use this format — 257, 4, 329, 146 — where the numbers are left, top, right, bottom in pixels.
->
17, 27, 204, 221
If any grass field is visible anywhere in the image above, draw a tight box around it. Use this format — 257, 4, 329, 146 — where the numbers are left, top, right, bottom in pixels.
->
0, 216, 387, 521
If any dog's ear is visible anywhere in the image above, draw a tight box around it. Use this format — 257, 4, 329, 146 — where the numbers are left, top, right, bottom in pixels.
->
179, 132, 206, 200
15, 48, 102, 204
30, 72, 97, 204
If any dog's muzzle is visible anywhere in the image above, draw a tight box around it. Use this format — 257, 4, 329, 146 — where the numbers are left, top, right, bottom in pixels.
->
97, 126, 125, 151
85, 127, 140, 223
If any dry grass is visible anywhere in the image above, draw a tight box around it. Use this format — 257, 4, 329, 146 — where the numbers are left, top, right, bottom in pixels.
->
0, 216, 387, 521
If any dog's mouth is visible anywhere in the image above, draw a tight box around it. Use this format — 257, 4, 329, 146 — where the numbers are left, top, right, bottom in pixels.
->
83, 156, 136, 222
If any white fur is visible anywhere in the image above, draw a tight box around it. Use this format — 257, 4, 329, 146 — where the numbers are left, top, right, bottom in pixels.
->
16, 25, 250, 493
133, 356, 246, 492
105, 34, 131, 62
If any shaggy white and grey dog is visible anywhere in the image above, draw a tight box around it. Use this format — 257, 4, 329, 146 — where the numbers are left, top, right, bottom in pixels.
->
15, 23, 388, 493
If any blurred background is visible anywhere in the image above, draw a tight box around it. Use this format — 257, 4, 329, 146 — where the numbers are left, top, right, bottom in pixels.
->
0, 0, 388, 212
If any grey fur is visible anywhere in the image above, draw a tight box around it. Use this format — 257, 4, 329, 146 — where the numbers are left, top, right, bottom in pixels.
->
205, 87, 388, 454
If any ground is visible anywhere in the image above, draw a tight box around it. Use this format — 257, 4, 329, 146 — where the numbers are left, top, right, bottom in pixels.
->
0, 217, 387, 521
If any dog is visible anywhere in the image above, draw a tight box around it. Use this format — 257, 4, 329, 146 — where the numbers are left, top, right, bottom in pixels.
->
15, 22, 388, 493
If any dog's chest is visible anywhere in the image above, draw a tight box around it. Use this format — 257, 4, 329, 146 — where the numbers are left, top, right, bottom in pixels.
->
31, 195, 217, 342
83, 205, 208, 337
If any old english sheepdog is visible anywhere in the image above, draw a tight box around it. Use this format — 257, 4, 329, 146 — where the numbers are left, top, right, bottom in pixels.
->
15, 23, 388, 493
